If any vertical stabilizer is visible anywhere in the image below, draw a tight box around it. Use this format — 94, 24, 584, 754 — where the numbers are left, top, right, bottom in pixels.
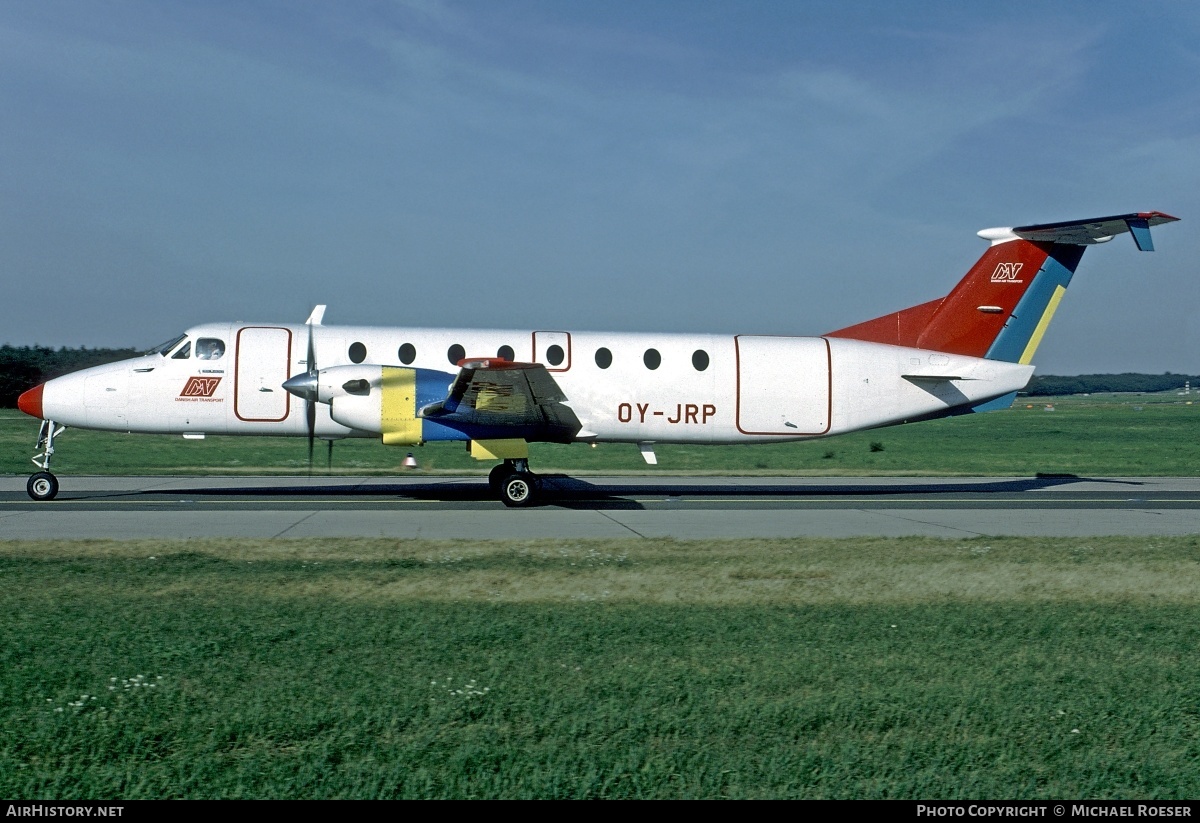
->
827, 212, 1178, 363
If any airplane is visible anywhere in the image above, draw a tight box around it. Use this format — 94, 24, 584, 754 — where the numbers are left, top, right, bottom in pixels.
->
15, 211, 1178, 507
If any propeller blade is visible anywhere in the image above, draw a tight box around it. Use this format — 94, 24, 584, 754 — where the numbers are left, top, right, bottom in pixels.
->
305, 316, 317, 475
307, 321, 317, 381
307, 398, 316, 475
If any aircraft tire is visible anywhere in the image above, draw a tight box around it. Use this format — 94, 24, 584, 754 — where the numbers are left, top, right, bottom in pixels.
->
499, 472, 537, 508
27, 471, 59, 501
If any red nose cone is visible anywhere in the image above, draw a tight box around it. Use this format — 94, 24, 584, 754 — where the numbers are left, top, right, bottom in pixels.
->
17, 384, 44, 419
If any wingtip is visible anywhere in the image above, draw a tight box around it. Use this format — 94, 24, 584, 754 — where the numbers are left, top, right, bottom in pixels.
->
1142, 211, 1180, 224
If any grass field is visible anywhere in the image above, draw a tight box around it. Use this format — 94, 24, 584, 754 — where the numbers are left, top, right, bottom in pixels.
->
2, 392, 1198, 477
4, 395, 1198, 797
3, 535, 1199, 799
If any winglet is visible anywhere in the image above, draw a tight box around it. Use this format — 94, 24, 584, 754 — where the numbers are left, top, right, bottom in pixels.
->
1125, 217, 1154, 251
305, 305, 327, 325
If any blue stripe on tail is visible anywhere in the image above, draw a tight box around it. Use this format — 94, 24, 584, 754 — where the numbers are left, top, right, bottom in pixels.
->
985, 244, 1084, 363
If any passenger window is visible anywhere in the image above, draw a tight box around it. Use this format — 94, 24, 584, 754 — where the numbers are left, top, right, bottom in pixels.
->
643, 348, 661, 370
171, 341, 192, 360
497, 345, 515, 361
546, 344, 565, 366
196, 338, 226, 361
349, 342, 367, 364
398, 343, 416, 365
447, 344, 465, 365
692, 349, 709, 371
595, 347, 613, 369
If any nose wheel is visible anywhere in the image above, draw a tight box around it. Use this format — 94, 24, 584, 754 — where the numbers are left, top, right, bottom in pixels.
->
489, 458, 539, 507
27, 471, 59, 501
27, 419, 64, 501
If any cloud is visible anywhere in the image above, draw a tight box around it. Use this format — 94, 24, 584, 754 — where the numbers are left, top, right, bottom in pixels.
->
0, 2, 1195, 372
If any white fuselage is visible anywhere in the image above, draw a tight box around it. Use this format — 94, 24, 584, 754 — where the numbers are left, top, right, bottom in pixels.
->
37, 322, 1034, 447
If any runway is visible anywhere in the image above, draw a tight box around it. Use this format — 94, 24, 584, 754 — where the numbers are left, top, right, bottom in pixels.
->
2, 474, 1200, 539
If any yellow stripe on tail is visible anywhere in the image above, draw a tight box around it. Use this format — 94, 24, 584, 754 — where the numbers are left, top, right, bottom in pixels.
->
1018, 284, 1068, 365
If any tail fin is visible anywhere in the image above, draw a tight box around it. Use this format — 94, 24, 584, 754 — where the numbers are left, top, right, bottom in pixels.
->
827, 212, 1179, 363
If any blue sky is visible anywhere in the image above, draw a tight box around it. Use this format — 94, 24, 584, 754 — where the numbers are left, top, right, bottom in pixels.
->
1, 1, 1196, 374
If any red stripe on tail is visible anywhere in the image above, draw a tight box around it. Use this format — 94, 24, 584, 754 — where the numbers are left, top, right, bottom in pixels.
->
828, 240, 1052, 358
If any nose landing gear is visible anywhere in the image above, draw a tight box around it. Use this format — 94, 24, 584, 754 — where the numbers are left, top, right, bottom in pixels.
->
488, 458, 539, 507
27, 420, 64, 501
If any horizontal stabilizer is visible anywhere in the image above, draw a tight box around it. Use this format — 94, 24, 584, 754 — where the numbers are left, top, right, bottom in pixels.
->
978, 212, 1178, 250
902, 374, 973, 382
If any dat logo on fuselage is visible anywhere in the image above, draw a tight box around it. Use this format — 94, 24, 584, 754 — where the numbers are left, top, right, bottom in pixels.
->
178, 376, 222, 401
990, 262, 1024, 283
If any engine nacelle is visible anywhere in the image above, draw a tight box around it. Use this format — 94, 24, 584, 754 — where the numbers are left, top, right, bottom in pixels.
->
310, 364, 458, 445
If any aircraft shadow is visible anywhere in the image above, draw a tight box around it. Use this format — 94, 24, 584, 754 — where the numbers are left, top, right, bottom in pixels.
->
85, 472, 1145, 509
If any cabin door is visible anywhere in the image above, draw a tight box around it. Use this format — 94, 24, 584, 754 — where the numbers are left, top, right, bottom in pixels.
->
235, 326, 293, 422
735, 336, 831, 435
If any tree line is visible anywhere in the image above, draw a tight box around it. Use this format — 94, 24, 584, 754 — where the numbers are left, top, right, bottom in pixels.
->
0, 345, 142, 408
1023, 372, 1198, 397
0, 345, 1195, 408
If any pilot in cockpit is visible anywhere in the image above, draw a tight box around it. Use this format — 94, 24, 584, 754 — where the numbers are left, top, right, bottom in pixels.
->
196, 338, 225, 361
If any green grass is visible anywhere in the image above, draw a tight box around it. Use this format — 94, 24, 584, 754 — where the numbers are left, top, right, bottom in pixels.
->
2, 392, 1199, 476
3, 536, 1200, 798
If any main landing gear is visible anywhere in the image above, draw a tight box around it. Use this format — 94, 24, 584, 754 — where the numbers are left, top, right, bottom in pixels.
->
488, 458, 539, 508
27, 420, 64, 501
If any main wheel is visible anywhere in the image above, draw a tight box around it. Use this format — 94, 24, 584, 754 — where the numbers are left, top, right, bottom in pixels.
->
27, 471, 59, 501
488, 463, 511, 494
499, 472, 537, 508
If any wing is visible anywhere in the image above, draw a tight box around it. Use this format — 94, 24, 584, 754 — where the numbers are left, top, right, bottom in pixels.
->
419, 358, 582, 443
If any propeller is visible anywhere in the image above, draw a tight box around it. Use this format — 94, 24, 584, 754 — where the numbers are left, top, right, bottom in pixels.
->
305, 322, 316, 474
281, 305, 325, 475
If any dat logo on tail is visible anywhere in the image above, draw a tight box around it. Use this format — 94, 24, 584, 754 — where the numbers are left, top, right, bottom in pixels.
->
16, 211, 1178, 507
991, 262, 1024, 283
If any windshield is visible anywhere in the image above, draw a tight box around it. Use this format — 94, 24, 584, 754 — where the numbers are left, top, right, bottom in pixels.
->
145, 333, 187, 357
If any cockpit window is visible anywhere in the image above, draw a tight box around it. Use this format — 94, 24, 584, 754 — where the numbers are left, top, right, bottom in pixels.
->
171, 341, 192, 360
146, 333, 187, 356
196, 338, 225, 360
